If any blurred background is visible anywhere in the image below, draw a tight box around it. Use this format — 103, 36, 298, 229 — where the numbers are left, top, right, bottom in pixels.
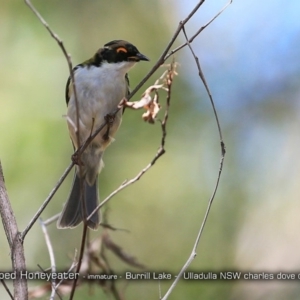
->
1, 0, 300, 299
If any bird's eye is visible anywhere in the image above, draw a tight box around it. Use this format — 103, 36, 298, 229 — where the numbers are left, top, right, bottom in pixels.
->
116, 47, 128, 53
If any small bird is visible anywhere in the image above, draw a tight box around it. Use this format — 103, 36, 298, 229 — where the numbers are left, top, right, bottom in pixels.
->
57, 40, 149, 230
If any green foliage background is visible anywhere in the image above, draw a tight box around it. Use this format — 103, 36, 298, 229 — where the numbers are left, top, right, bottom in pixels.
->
1, 0, 300, 299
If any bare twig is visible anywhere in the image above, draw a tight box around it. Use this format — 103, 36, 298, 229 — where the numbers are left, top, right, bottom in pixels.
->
0, 279, 14, 300
23, 0, 80, 146
165, 0, 233, 60
43, 213, 61, 226
36, 265, 63, 300
182, 27, 224, 145
129, 0, 205, 98
21, 162, 74, 240
55, 249, 78, 291
69, 224, 88, 300
39, 219, 57, 299
102, 231, 145, 269
158, 281, 162, 300
0, 161, 28, 299
97, 233, 123, 300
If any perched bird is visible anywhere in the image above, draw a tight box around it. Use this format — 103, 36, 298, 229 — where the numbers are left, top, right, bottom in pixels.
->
57, 40, 149, 230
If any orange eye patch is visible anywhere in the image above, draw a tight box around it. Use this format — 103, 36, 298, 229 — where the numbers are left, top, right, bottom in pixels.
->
116, 47, 128, 53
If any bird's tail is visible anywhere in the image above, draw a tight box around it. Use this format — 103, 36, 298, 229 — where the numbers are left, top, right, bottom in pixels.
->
57, 172, 99, 230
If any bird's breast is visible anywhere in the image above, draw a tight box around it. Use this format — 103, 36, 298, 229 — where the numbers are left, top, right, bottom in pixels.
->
67, 65, 127, 147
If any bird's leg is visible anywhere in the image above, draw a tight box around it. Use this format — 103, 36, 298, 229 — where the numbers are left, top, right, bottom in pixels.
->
89, 117, 95, 138
72, 118, 97, 167
72, 117, 96, 165
103, 114, 115, 141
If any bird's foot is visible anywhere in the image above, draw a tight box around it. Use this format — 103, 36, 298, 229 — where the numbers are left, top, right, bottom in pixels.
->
103, 114, 115, 141
104, 113, 115, 126
71, 152, 84, 166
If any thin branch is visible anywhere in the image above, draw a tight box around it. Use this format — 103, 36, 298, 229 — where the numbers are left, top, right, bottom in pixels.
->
130, 0, 232, 99
21, 162, 74, 240
129, 0, 205, 98
39, 219, 57, 300
1, 279, 14, 300
23, 0, 80, 143
55, 249, 78, 291
69, 224, 88, 300
182, 26, 224, 146
158, 281, 162, 300
36, 264, 63, 300
97, 236, 123, 300
43, 213, 61, 226
165, 0, 233, 60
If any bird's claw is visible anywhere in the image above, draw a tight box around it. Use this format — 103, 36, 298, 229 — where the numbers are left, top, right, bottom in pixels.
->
104, 113, 115, 126
71, 152, 83, 166
103, 114, 115, 141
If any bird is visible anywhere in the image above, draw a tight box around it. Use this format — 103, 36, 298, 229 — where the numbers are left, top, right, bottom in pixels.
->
57, 40, 149, 230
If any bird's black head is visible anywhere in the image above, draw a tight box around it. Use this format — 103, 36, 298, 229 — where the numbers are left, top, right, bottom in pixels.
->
95, 40, 149, 65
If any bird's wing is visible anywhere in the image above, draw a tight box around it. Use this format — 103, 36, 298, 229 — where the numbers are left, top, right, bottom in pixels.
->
65, 65, 82, 105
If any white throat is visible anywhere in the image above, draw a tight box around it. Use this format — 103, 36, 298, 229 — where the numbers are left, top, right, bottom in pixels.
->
101, 61, 137, 76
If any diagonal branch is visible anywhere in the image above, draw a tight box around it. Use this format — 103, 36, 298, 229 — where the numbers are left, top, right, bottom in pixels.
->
23, 0, 80, 146
0, 279, 14, 300
165, 0, 233, 60
24, 0, 81, 151
129, 0, 205, 98
21, 163, 74, 240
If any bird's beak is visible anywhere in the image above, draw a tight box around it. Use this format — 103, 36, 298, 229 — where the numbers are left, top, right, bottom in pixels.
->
128, 53, 149, 62
137, 52, 149, 61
